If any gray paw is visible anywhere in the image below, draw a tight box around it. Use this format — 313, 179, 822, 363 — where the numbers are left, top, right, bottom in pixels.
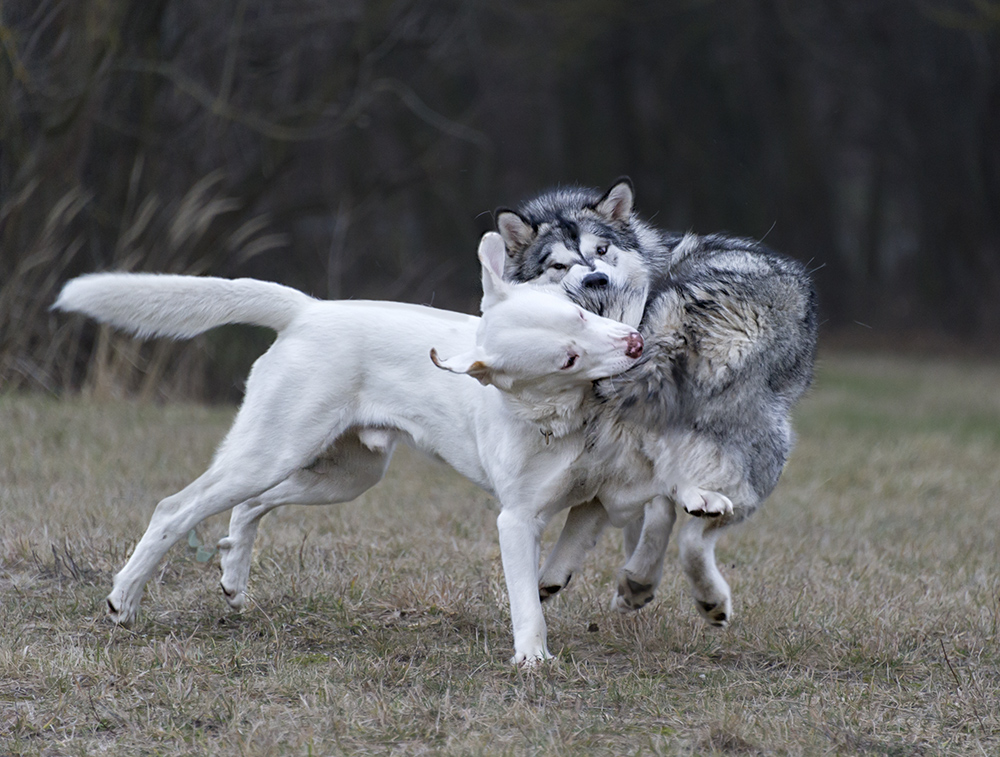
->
695, 598, 730, 627
539, 574, 571, 602
611, 573, 656, 613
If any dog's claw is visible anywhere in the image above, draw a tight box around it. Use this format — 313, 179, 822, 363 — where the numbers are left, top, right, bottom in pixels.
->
511, 651, 553, 667
695, 599, 730, 627
106, 596, 134, 627
682, 490, 734, 518
538, 573, 571, 602
612, 572, 657, 613
219, 581, 246, 610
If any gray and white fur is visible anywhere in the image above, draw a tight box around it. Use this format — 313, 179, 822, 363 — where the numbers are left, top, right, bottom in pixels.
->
496, 178, 817, 623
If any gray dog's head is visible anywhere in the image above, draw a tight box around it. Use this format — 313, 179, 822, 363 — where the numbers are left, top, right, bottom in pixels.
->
495, 178, 662, 327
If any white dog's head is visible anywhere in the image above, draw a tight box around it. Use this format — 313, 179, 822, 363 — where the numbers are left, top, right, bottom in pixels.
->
432, 233, 642, 392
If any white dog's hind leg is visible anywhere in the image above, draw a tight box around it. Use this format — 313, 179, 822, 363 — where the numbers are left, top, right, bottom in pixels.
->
106, 465, 287, 625
612, 496, 676, 612
218, 433, 395, 609
537, 499, 608, 601
107, 387, 356, 625
677, 516, 731, 627
217, 501, 267, 610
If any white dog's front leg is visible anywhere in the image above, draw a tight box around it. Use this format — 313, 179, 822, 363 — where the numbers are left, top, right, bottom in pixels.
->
496, 509, 551, 665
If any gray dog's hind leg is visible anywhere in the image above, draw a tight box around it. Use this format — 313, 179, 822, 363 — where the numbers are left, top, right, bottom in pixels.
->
622, 514, 643, 560
678, 515, 731, 626
538, 499, 609, 601
612, 495, 676, 612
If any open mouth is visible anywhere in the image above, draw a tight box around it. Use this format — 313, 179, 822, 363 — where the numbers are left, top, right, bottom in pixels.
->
625, 332, 643, 359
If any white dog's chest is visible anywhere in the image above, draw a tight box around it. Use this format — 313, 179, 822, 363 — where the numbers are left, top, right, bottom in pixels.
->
562, 463, 601, 506
487, 435, 602, 515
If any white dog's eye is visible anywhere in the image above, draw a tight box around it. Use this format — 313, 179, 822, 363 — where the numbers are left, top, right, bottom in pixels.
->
596, 244, 608, 256
561, 352, 579, 370
577, 309, 587, 322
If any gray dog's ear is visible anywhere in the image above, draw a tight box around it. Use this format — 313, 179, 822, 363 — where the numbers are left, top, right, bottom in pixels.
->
592, 177, 634, 223
430, 347, 495, 386
495, 208, 536, 255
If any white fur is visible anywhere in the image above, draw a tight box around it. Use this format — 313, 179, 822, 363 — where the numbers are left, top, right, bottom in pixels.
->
53, 233, 645, 665
530, 235, 741, 621
536, 418, 740, 621
55, 274, 310, 339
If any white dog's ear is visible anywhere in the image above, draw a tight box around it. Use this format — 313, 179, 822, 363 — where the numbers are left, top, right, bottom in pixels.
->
478, 232, 511, 311
430, 347, 495, 386
593, 177, 634, 223
495, 209, 536, 254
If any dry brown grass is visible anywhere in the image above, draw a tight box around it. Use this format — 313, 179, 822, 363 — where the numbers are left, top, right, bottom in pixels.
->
2, 351, 999, 755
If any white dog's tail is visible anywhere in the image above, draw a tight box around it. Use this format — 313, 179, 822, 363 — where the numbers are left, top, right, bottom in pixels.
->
53, 273, 315, 339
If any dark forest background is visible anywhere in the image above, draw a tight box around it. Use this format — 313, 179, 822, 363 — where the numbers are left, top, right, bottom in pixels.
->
3, 0, 1000, 399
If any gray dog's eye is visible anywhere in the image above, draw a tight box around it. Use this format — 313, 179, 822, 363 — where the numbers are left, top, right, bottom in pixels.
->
551, 263, 567, 271
596, 245, 608, 256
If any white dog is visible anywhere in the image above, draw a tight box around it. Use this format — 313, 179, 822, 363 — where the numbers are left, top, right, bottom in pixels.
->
53, 233, 643, 664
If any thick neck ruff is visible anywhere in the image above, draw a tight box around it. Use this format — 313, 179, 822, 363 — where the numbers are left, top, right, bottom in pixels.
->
501, 385, 594, 441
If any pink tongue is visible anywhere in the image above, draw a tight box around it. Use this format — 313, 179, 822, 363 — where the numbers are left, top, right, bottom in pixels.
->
626, 332, 643, 358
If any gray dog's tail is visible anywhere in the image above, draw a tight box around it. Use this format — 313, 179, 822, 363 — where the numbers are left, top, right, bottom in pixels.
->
53, 273, 315, 339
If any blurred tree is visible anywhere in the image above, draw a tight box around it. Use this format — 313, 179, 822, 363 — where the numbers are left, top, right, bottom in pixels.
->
2, 0, 999, 398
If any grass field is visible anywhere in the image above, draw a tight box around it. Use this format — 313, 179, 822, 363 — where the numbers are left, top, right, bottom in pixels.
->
2, 351, 999, 755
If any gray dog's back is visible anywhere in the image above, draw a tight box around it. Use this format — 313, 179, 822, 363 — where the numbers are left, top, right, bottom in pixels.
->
499, 182, 818, 521
582, 232, 818, 514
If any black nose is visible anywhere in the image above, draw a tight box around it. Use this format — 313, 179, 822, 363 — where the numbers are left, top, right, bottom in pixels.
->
582, 272, 609, 288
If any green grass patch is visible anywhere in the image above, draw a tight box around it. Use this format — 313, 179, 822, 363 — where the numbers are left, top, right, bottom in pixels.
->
2, 350, 999, 754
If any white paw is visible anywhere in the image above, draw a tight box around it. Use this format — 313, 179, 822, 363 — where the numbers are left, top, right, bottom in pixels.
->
682, 490, 733, 518
610, 572, 656, 613
694, 594, 732, 627
510, 648, 553, 667
219, 580, 246, 610
105, 589, 139, 626
217, 539, 249, 609
538, 574, 571, 602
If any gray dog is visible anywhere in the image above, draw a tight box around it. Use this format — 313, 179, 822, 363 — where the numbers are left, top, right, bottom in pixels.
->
496, 178, 818, 626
